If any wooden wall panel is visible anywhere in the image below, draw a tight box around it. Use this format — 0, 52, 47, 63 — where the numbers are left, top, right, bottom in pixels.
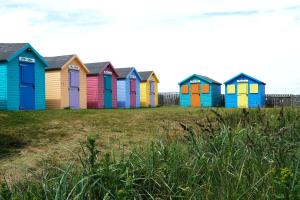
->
98, 71, 104, 108
87, 76, 99, 108
154, 81, 158, 106
61, 64, 69, 108
45, 71, 61, 109
140, 82, 147, 107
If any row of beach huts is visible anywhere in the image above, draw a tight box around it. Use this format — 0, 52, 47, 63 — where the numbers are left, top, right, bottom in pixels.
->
0, 43, 266, 111
178, 73, 265, 108
0, 43, 159, 110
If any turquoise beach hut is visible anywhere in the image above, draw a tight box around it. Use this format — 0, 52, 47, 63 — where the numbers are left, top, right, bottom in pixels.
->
0, 43, 47, 110
179, 74, 222, 107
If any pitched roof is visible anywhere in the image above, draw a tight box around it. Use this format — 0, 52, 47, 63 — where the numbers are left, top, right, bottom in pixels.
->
115, 68, 134, 79
44, 55, 74, 70
0, 43, 28, 61
199, 75, 221, 84
224, 73, 266, 85
85, 62, 109, 75
114, 67, 141, 80
139, 71, 153, 81
179, 74, 221, 85
0, 43, 48, 66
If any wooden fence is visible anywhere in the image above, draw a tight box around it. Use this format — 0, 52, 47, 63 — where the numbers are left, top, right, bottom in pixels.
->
158, 93, 300, 107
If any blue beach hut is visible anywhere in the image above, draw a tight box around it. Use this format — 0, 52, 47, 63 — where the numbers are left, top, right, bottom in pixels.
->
224, 73, 266, 108
115, 67, 141, 108
179, 74, 222, 107
0, 43, 47, 110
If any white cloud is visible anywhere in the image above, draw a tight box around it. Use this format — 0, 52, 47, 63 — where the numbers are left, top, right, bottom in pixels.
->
1, 0, 300, 93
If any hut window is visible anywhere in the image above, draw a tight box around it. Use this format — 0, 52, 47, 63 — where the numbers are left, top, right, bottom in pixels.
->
202, 84, 210, 93
191, 84, 200, 93
227, 84, 235, 94
181, 85, 189, 94
250, 84, 259, 93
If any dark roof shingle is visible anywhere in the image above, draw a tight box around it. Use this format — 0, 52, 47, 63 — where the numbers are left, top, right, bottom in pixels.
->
198, 75, 221, 85
115, 68, 133, 79
44, 55, 74, 70
138, 71, 153, 81
0, 43, 28, 61
85, 62, 110, 75
179, 74, 221, 85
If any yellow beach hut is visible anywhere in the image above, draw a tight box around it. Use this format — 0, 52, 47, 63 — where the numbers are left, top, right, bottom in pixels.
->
44, 55, 89, 109
138, 71, 159, 107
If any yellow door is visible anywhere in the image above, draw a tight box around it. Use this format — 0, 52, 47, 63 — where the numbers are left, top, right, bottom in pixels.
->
237, 83, 248, 108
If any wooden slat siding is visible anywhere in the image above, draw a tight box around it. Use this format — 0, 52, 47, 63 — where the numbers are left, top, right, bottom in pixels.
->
265, 94, 300, 107
34, 53, 46, 110
98, 71, 104, 108
126, 78, 130, 108
154, 81, 158, 106
146, 81, 150, 106
140, 73, 159, 107
61, 63, 69, 109
135, 76, 140, 108
87, 75, 99, 108
117, 79, 127, 108
140, 82, 147, 107
212, 84, 222, 107
79, 67, 87, 109
158, 93, 300, 107
179, 80, 191, 107
224, 74, 265, 108
158, 92, 180, 106
45, 70, 61, 109
98, 64, 118, 109
67, 58, 87, 109
0, 64, 7, 110
7, 52, 23, 110
7, 50, 46, 110
111, 68, 118, 108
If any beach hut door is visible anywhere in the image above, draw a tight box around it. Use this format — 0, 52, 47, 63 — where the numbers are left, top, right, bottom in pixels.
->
237, 83, 248, 108
150, 81, 155, 107
19, 62, 35, 110
191, 83, 200, 107
130, 78, 136, 108
69, 69, 80, 109
104, 75, 112, 108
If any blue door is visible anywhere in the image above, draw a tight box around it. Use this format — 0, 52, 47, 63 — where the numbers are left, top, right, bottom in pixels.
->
104, 75, 112, 108
69, 69, 80, 109
20, 62, 35, 110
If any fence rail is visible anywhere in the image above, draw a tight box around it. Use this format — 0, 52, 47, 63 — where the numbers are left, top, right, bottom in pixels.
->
158, 93, 300, 107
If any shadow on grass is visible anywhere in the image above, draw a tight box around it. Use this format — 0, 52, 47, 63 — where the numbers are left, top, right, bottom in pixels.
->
0, 133, 28, 159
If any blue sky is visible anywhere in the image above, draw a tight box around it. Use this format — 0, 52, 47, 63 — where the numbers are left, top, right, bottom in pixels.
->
1, 0, 300, 93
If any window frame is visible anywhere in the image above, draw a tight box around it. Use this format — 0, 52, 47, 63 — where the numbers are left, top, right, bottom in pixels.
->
227, 84, 236, 94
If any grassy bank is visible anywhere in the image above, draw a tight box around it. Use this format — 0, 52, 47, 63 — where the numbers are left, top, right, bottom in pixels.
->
0, 107, 230, 179
0, 107, 300, 199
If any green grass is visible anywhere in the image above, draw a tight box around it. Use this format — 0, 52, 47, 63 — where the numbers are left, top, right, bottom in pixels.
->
0, 107, 219, 175
0, 107, 300, 199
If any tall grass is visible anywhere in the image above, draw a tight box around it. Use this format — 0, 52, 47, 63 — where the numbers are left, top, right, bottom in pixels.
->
1, 108, 300, 199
